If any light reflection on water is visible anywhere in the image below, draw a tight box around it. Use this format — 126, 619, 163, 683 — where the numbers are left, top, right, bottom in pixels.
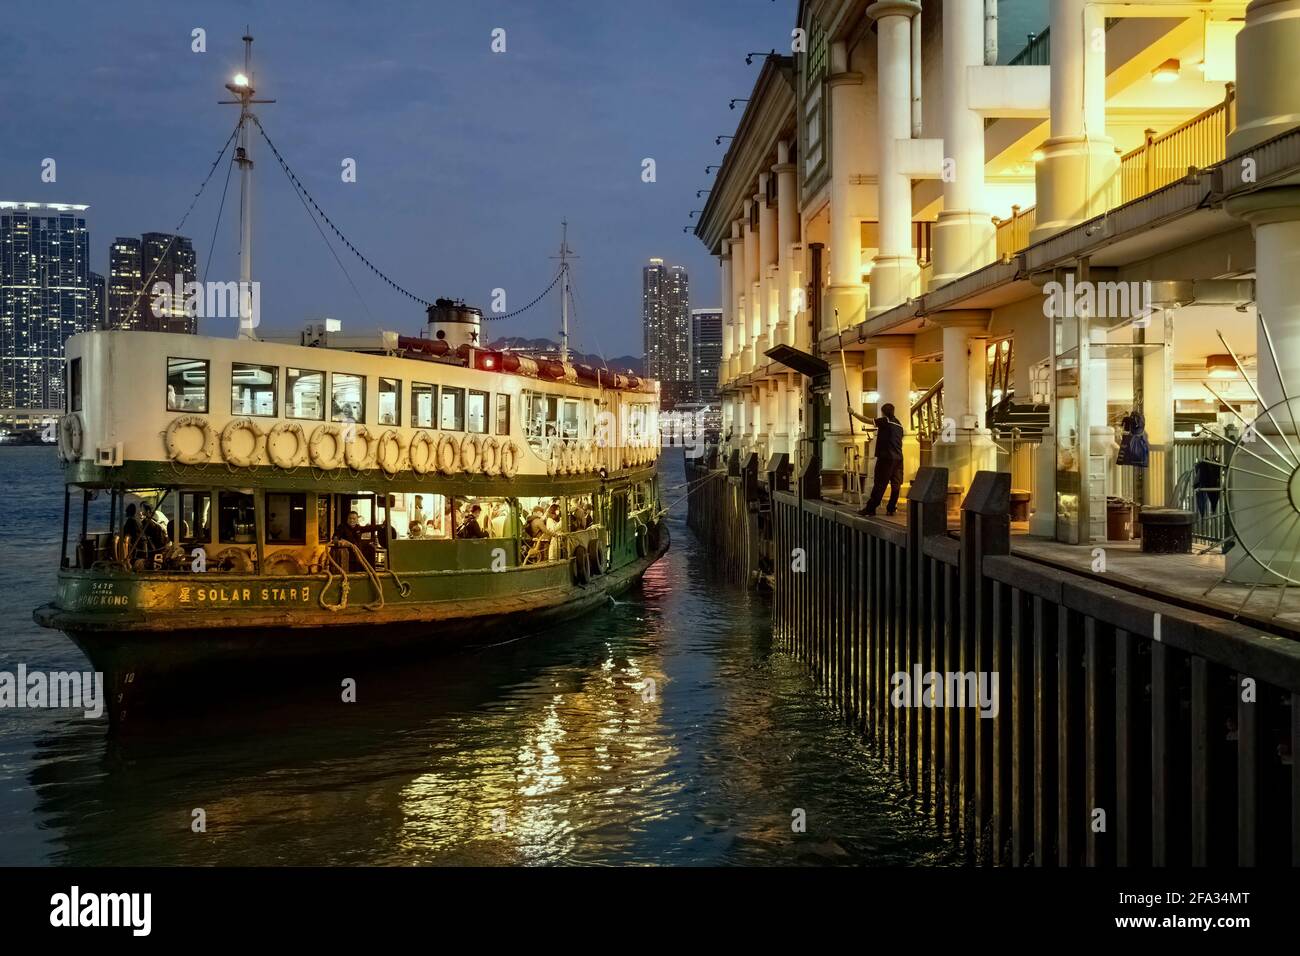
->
0, 447, 956, 866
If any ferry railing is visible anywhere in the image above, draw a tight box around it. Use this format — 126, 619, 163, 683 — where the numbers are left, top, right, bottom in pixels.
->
769, 466, 1300, 866
1119, 86, 1234, 204
993, 206, 1036, 261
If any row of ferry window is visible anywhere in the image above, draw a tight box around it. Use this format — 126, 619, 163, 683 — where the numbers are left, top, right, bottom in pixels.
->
164, 357, 510, 435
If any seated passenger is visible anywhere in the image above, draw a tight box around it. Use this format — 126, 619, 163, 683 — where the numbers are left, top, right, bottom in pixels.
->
139, 503, 168, 562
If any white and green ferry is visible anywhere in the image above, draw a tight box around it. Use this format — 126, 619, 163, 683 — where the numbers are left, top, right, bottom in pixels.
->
33, 300, 667, 717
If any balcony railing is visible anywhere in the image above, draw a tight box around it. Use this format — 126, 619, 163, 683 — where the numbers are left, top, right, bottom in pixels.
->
994, 205, 1036, 260
1119, 84, 1236, 203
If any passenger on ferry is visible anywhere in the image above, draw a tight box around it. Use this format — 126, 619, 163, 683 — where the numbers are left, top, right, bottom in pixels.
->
335, 510, 378, 566
458, 504, 490, 539
138, 503, 168, 565
489, 502, 508, 538
545, 503, 563, 560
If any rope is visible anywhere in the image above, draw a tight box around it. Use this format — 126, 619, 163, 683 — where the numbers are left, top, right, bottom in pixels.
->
480, 266, 563, 321
318, 538, 412, 612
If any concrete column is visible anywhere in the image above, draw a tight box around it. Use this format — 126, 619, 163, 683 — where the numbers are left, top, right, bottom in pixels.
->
932, 312, 997, 488
1030, 0, 1118, 242
758, 174, 777, 353
789, 244, 807, 350
825, 56, 867, 337
871, 335, 920, 479
826, 354, 866, 486
720, 242, 733, 388
774, 140, 798, 347
746, 198, 761, 370
932, 0, 995, 288
866, 1, 922, 313
738, 207, 753, 373
773, 376, 789, 455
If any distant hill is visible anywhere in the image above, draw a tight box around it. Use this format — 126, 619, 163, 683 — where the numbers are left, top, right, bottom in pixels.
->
487, 336, 644, 376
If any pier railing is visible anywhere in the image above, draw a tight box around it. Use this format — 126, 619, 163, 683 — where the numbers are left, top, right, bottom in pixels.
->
750, 465, 1300, 866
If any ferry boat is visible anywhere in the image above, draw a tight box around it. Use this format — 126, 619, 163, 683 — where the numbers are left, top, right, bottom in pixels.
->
33, 299, 667, 715
30, 35, 667, 719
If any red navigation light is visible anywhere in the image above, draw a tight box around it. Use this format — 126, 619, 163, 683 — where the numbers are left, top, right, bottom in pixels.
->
482, 355, 497, 370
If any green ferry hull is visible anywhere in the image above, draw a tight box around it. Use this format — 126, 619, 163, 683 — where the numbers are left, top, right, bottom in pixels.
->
34, 529, 669, 722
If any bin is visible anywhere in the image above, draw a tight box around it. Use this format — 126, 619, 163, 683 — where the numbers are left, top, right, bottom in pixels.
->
1009, 490, 1031, 523
1106, 498, 1134, 541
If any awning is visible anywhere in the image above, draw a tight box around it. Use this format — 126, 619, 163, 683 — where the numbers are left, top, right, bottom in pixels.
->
764, 343, 828, 378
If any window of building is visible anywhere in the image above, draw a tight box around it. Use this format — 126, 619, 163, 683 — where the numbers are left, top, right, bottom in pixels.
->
412, 382, 436, 428
178, 491, 211, 544
523, 390, 559, 443
495, 393, 510, 436
332, 373, 365, 423
379, 378, 401, 426
167, 357, 208, 413
440, 386, 465, 431
231, 363, 278, 417
69, 357, 82, 412
467, 390, 489, 434
217, 491, 256, 543
285, 368, 325, 420
265, 492, 307, 545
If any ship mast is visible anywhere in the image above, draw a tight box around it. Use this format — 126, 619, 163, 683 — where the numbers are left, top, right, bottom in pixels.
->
552, 220, 577, 365
220, 31, 274, 340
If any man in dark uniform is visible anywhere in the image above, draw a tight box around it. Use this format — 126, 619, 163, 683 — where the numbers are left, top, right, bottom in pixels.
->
859, 403, 905, 517
334, 510, 378, 566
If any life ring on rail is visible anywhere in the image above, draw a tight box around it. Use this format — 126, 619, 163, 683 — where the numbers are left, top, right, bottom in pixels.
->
268, 421, 308, 469
408, 430, 437, 476
343, 424, 374, 471
58, 412, 83, 461
375, 428, 407, 476
309, 424, 345, 470
164, 414, 214, 465
546, 442, 560, 477
480, 436, 500, 476
211, 547, 254, 573
581, 440, 596, 472
499, 440, 520, 479
264, 551, 307, 575
220, 418, 265, 467
437, 433, 461, 475
460, 434, 482, 473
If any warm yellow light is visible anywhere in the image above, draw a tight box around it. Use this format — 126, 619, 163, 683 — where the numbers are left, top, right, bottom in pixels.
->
232, 73, 249, 88
1152, 59, 1180, 83
1031, 149, 1046, 163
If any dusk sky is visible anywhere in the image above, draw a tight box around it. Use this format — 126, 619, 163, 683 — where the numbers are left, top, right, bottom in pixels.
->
2, 0, 1043, 359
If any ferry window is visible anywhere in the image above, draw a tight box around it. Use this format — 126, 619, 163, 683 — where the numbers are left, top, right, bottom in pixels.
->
495, 393, 510, 436
285, 368, 324, 420
217, 492, 256, 544
392, 491, 448, 539
567, 494, 595, 531
561, 399, 580, 440
69, 358, 82, 412
524, 391, 559, 441
453, 497, 510, 539
266, 492, 307, 545
379, 377, 401, 426
231, 363, 278, 417
167, 357, 209, 413
467, 390, 489, 434
412, 382, 436, 428
331, 373, 366, 424
440, 386, 465, 431
178, 491, 211, 544
317, 495, 331, 543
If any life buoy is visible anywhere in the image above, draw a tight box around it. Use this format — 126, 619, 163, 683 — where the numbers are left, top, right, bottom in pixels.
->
375, 428, 407, 476
164, 414, 214, 465
220, 418, 265, 467
58, 412, 83, 461
309, 423, 345, 470
546, 441, 560, 477
480, 436, 500, 476
499, 440, 520, 478
580, 441, 595, 472
268, 422, 308, 469
460, 434, 482, 473
571, 544, 590, 586
437, 433, 462, 475
264, 551, 307, 575
409, 430, 437, 476
343, 424, 374, 471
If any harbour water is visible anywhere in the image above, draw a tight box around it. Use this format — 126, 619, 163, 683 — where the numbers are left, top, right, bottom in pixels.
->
0, 446, 953, 866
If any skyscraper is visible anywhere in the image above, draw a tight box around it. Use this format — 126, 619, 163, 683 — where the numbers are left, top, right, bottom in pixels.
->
89, 271, 106, 330
691, 308, 722, 405
642, 258, 691, 407
0, 202, 92, 412
107, 232, 197, 333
